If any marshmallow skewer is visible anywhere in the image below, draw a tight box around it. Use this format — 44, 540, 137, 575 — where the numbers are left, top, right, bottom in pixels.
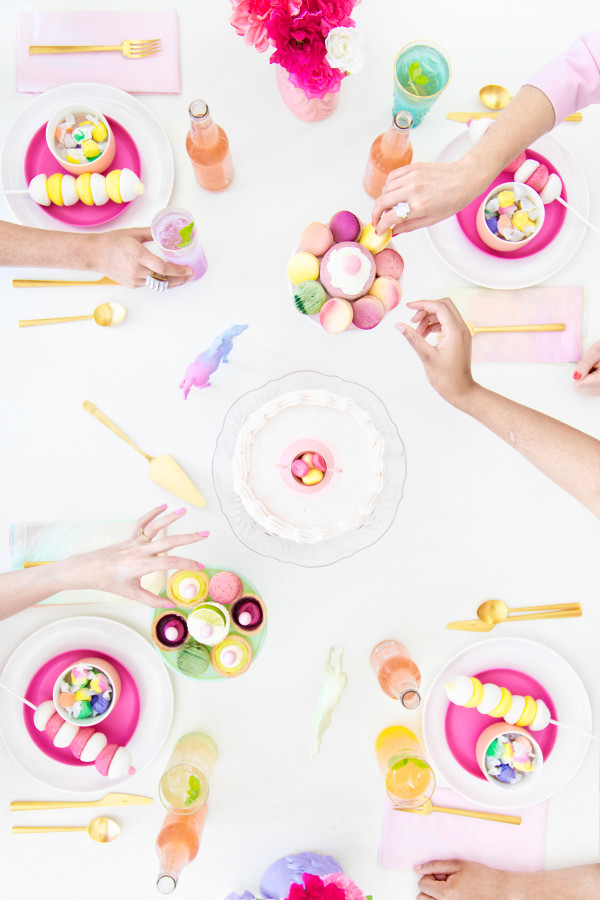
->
0, 682, 135, 778
445, 676, 595, 739
553, 195, 600, 236
3, 168, 144, 208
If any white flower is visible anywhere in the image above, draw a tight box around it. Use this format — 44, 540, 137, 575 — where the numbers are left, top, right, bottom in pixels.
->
325, 26, 364, 75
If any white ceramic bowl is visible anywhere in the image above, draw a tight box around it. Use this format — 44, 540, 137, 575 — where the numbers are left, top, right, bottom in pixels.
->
476, 181, 545, 252
53, 656, 120, 727
475, 723, 543, 792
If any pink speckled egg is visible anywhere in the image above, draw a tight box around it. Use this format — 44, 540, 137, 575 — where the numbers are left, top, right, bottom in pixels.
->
374, 247, 404, 279
329, 210, 361, 243
208, 571, 244, 605
370, 276, 401, 312
352, 295, 385, 330
319, 297, 353, 333
300, 221, 334, 256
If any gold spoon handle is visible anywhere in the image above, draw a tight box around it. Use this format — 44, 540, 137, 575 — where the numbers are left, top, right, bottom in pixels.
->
508, 603, 581, 613
474, 324, 565, 334
18, 315, 93, 327
82, 401, 151, 461
431, 806, 521, 824
501, 609, 582, 622
12, 825, 87, 833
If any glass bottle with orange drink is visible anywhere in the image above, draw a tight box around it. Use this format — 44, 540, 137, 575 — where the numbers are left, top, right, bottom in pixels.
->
370, 640, 421, 709
156, 805, 207, 894
363, 111, 413, 199
374, 725, 435, 809
186, 99, 234, 191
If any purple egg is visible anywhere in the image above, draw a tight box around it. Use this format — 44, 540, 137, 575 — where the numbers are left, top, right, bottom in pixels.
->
329, 210, 361, 243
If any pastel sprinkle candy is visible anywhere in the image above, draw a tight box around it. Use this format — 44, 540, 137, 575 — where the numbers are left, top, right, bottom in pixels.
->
59, 692, 75, 708
74, 689, 91, 702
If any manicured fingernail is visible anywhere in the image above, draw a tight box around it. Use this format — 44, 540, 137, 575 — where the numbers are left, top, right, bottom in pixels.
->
175, 507, 186, 515
197, 531, 210, 538
195, 561, 205, 570
158, 502, 168, 509
573, 371, 582, 380
395, 323, 406, 334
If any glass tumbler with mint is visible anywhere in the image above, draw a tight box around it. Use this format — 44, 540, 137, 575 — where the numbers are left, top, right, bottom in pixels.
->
393, 40, 451, 126
151, 206, 208, 281
158, 732, 218, 815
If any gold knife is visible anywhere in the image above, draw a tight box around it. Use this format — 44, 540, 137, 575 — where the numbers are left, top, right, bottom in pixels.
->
447, 111, 582, 122
446, 619, 494, 631
12, 276, 119, 288
11, 792, 153, 811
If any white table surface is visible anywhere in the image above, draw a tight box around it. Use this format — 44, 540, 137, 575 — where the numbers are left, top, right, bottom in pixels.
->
1, 1, 599, 898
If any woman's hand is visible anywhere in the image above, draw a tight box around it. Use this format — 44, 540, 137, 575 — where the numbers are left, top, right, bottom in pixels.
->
573, 341, 600, 395
371, 158, 488, 236
395, 297, 476, 407
59, 504, 209, 608
86, 227, 194, 288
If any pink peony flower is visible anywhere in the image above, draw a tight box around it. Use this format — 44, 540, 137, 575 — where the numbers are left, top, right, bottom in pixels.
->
286, 873, 346, 900
229, 0, 278, 52
322, 873, 366, 900
303, 0, 358, 30
266, 7, 345, 97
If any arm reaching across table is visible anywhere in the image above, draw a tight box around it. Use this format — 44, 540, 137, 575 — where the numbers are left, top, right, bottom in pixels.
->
396, 297, 600, 518
0, 505, 208, 620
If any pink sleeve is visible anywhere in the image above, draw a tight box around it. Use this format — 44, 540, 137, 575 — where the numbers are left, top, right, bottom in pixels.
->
526, 32, 600, 125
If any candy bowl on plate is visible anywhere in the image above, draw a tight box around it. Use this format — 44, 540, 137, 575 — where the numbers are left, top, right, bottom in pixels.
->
53, 656, 120, 727
45, 104, 116, 175
476, 723, 543, 792
476, 181, 545, 253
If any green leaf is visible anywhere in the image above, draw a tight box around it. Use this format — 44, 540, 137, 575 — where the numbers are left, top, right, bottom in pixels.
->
177, 221, 194, 248
408, 61, 420, 79
415, 74, 429, 85
184, 773, 202, 807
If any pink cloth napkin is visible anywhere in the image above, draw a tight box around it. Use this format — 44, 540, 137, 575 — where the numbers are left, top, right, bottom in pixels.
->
379, 789, 548, 871
16, 11, 180, 94
449, 286, 584, 363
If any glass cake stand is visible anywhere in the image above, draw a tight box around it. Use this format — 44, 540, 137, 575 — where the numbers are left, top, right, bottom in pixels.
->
212, 371, 407, 567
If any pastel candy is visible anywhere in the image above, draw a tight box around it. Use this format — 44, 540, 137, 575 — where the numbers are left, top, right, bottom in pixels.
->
319, 298, 353, 333
529, 699, 551, 731
312, 453, 327, 472
33, 700, 56, 731
59, 692, 75, 708
351, 295, 385, 330
486, 217, 499, 234
539, 172, 562, 204
526, 163, 549, 192
302, 468, 324, 485
504, 695, 526, 726
91, 693, 111, 715
489, 687, 513, 717
81, 731, 108, 763
514, 159, 540, 184
291, 459, 310, 477
464, 677, 484, 707
497, 190, 515, 207
73, 700, 93, 719
516, 695, 538, 727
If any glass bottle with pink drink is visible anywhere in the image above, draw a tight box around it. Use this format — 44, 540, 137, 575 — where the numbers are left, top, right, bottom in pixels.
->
370, 640, 421, 709
156, 805, 207, 894
151, 206, 207, 281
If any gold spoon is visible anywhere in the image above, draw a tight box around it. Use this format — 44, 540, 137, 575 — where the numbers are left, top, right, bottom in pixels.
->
12, 816, 120, 842
394, 800, 520, 825
464, 321, 565, 338
479, 84, 582, 121
18, 301, 126, 328
82, 401, 206, 507
477, 598, 581, 623
477, 598, 581, 625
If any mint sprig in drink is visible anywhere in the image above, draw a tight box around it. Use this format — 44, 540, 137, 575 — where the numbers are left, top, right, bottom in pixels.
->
151, 206, 208, 281
393, 41, 451, 126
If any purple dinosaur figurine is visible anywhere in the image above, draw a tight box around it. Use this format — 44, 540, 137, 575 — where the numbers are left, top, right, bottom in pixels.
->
180, 324, 248, 399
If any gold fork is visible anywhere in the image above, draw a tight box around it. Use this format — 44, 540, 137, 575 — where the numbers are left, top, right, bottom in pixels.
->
29, 39, 161, 59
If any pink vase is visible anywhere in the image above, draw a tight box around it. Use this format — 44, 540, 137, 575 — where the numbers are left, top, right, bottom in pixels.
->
275, 66, 340, 122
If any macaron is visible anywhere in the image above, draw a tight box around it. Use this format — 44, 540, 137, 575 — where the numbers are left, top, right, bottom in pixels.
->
369, 276, 401, 312
294, 280, 327, 315
176, 641, 211, 677
374, 247, 404, 279
287, 252, 320, 283
319, 298, 353, 333
329, 210, 361, 243
351, 295, 385, 330
359, 223, 391, 254
208, 570, 244, 605
300, 222, 334, 256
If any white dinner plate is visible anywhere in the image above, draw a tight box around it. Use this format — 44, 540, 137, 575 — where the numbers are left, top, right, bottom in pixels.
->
0, 82, 173, 232
0, 616, 173, 792
422, 637, 593, 809
426, 132, 588, 288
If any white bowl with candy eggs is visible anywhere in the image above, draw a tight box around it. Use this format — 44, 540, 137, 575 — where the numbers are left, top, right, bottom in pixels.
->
288, 210, 404, 333
476, 182, 545, 252
53, 657, 120, 727
475, 723, 544, 792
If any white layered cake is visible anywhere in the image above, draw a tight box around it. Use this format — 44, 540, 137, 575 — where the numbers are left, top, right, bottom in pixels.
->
232, 389, 385, 543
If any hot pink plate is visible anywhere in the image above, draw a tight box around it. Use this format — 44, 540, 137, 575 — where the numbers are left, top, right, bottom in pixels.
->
456, 150, 567, 259
23, 116, 141, 228
23, 648, 140, 767
444, 667, 557, 779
